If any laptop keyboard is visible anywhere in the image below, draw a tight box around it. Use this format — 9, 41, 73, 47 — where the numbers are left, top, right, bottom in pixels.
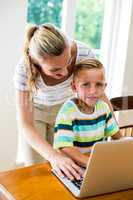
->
52, 167, 85, 190
71, 177, 83, 189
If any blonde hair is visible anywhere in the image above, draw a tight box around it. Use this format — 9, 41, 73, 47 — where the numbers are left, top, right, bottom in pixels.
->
23, 23, 67, 91
73, 58, 104, 80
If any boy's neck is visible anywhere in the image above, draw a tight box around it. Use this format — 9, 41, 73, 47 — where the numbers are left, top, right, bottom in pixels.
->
76, 99, 95, 114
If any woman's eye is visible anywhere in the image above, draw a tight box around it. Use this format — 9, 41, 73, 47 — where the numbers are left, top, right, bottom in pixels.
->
49, 68, 62, 73
83, 83, 90, 87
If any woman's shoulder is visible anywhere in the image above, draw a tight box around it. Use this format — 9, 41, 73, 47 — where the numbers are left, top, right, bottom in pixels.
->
13, 57, 29, 91
74, 40, 95, 62
15, 57, 28, 74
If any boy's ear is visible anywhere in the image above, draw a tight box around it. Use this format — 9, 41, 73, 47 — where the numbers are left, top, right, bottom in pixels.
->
71, 80, 77, 92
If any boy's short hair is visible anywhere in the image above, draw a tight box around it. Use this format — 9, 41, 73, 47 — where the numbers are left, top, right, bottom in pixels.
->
73, 58, 104, 80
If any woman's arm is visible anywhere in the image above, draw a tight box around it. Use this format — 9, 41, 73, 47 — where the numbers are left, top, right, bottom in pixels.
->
102, 94, 125, 140
111, 130, 123, 139
16, 90, 54, 161
16, 90, 83, 180
101, 93, 114, 113
101, 93, 118, 122
62, 147, 90, 167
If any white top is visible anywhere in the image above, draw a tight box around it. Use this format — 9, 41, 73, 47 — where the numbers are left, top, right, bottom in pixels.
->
13, 41, 95, 106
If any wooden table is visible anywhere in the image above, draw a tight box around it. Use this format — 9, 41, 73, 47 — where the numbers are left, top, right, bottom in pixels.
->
0, 163, 133, 200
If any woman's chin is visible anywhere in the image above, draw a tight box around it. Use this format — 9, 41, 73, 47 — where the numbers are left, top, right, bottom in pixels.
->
54, 75, 67, 79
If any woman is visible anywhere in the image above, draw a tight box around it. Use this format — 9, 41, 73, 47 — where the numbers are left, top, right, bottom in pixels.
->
14, 23, 110, 179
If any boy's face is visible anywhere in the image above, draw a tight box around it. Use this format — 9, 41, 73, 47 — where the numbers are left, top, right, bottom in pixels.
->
72, 68, 107, 108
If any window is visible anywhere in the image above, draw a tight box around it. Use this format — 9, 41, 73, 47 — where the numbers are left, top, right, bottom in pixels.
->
75, 0, 105, 50
27, 0, 105, 55
61, 0, 105, 58
27, 0, 63, 27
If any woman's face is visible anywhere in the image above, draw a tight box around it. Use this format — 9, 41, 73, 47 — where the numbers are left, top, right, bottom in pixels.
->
31, 46, 72, 79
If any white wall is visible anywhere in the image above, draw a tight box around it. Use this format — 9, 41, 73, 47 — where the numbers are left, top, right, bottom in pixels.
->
0, 1, 26, 171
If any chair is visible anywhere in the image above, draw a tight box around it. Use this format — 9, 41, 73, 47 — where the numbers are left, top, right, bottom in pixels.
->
110, 96, 133, 136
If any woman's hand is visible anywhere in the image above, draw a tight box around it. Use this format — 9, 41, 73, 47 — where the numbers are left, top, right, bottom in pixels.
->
49, 151, 84, 180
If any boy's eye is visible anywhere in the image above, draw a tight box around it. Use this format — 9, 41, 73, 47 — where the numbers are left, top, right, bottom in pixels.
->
96, 82, 104, 88
81, 82, 105, 88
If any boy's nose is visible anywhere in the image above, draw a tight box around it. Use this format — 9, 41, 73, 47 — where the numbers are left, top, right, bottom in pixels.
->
89, 86, 96, 94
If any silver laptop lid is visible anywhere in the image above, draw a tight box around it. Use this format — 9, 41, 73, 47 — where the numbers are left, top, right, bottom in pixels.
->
80, 139, 133, 198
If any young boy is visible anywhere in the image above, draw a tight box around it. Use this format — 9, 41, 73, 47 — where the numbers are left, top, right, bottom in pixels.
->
54, 58, 122, 167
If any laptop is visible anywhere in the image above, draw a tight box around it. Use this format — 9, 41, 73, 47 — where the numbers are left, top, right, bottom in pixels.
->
52, 138, 133, 198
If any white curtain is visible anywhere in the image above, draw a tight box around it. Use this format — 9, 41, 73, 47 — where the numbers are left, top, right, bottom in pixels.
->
100, 0, 133, 99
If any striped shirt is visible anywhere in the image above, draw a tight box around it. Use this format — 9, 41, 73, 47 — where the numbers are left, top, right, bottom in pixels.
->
13, 41, 95, 106
54, 99, 119, 153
